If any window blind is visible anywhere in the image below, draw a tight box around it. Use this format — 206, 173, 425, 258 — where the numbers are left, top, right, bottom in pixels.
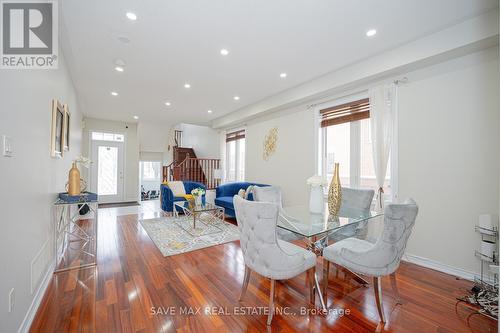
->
320, 98, 369, 127
226, 129, 245, 142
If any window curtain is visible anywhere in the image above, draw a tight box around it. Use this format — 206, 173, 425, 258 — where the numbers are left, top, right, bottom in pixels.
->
369, 84, 395, 208
219, 130, 227, 183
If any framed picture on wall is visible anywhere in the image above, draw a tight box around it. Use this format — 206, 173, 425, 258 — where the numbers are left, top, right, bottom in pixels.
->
63, 104, 70, 151
51, 99, 64, 158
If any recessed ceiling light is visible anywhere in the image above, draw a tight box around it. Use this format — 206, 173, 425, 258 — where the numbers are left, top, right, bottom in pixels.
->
133, 115, 139, 120
116, 36, 130, 44
165, 102, 171, 106
207, 110, 213, 114
233, 96, 240, 101
366, 29, 377, 37
126, 12, 137, 21
184, 83, 191, 89
111, 91, 118, 96
220, 49, 229, 56
280, 72, 287, 78
115, 66, 124, 72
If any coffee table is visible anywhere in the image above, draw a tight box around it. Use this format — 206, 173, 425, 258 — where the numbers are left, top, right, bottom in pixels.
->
173, 201, 225, 236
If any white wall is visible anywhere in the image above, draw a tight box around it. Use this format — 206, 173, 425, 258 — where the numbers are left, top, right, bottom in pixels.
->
138, 122, 171, 154
82, 118, 140, 202
243, 47, 500, 277
245, 106, 316, 206
0, 53, 82, 333
398, 47, 500, 274
178, 123, 220, 158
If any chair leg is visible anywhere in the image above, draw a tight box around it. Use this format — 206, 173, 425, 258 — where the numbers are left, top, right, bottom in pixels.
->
322, 260, 330, 301
267, 279, 276, 326
373, 276, 386, 323
306, 267, 315, 305
390, 272, 402, 305
239, 266, 251, 301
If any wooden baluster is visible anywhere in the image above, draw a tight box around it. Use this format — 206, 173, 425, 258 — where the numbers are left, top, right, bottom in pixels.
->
208, 160, 211, 189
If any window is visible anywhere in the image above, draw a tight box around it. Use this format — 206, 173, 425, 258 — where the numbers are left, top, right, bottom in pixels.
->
91, 131, 124, 142
319, 98, 391, 199
226, 129, 245, 182
141, 161, 161, 181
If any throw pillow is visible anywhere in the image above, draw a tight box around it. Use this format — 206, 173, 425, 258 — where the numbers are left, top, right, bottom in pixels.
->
245, 185, 255, 199
168, 181, 186, 197
183, 194, 194, 201
237, 189, 246, 198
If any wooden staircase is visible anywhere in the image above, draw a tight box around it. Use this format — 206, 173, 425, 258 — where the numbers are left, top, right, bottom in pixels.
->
163, 135, 221, 189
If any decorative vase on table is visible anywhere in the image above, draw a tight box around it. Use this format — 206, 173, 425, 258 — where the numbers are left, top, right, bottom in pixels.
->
307, 175, 327, 214
68, 161, 81, 196
328, 163, 342, 216
194, 195, 202, 206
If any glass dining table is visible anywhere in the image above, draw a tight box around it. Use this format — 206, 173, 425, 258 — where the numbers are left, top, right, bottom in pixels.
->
278, 204, 382, 252
278, 203, 383, 311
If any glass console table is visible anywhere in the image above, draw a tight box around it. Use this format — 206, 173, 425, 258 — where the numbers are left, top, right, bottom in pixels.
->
53, 193, 98, 273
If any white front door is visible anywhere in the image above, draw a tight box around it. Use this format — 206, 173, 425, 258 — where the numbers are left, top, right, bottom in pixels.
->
90, 140, 125, 203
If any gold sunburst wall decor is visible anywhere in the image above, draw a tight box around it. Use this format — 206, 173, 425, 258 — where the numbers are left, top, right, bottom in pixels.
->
263, 127, 278, 161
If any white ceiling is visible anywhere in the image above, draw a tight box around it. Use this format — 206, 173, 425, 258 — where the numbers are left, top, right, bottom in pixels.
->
61, 0, 498, 126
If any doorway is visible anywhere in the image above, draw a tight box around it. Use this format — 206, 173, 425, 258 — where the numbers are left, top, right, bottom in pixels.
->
140, 161, 162, 201
90, 132, 125, 203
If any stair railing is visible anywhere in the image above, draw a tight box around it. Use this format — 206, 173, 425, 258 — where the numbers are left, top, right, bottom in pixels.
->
171, 157, 221, 190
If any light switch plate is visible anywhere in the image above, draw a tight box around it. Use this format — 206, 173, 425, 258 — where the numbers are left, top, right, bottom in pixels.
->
3, 135, 13, 157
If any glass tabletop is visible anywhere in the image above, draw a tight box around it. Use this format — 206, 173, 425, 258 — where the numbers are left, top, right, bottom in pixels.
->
174, 201, 221, 213
278, 203, 382, 238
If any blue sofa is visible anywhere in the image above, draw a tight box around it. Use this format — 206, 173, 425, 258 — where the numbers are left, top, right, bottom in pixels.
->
215, 182, 269, 218
161, 181, 206, 212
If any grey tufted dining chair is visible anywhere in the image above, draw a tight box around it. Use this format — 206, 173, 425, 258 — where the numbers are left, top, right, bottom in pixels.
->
322, 199, 419, 323
234, 195, 317, 325
329, 187, 375, 242
252, 186, 303, 242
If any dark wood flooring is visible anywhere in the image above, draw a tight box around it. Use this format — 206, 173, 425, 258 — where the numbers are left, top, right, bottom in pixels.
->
30, 211, 498, 332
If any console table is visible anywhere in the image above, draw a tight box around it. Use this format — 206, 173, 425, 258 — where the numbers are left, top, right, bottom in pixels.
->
53, 192, 98, 273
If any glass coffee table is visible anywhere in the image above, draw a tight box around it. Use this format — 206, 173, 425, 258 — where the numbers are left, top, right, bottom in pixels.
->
173, 201, 225, 236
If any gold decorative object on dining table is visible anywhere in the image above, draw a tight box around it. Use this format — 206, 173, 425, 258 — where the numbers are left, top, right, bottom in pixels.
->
263, 127, 278, 161
328, 163, 342, 216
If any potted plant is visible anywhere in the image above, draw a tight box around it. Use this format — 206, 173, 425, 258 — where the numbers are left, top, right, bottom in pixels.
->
191, 187, 205, 206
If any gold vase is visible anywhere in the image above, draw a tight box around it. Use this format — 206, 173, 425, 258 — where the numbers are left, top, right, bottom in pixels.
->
328, 163, 342, 216
68, 161, 81, 196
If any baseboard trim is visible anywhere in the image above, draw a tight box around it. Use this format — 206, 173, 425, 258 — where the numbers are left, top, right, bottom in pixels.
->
18, 261, 55, 333
403, 253, 477, 281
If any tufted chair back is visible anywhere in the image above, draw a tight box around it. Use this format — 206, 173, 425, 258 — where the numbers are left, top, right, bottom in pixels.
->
252, 186, 282, 208
234, 195, 315, 280
341, 187, 375, 211
338, 199, 418, 276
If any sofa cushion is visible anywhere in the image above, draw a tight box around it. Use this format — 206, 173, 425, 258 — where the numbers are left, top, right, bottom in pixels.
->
215, 196, 234, 210
167, 181, 186, 197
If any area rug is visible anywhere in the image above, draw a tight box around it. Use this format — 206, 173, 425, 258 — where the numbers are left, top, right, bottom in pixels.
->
139, 214, 239, 257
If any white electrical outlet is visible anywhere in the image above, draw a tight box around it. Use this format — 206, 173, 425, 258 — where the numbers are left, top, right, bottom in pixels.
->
8, 288, 14, 312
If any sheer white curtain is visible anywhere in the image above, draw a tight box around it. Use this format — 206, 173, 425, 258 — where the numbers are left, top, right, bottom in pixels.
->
219, 130, 227, 183
369, 84, 395, 208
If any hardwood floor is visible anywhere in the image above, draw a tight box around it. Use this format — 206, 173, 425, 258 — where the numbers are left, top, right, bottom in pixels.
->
30, 208, 497, 333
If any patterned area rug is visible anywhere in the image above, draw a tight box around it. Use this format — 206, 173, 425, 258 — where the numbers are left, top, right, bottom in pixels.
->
139, 214, 239, 257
